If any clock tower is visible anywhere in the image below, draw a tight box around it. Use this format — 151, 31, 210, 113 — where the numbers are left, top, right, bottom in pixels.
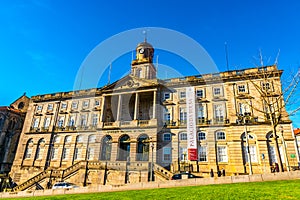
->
131, 40, 156, 79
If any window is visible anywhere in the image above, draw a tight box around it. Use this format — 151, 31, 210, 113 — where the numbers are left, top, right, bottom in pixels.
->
69, 115, 76, 126
198, 132, 206, 140
80, 114, 87, 127
88, 135, 96, 143
51, 148, 58, 160
92, 114, 98, 126
163, 133, 171, 141
76, 135, 84, 143
179, 91, 186, 99
35, 139, 45, 160
65, 135, 72, 143
243, 145, 257, 163
94, 100, 100, 106
58, 116, 64, 127
44, 117, 51, 128
238, 85, 246, 93
82, 100, 89, 108
61, 103, 67, 109
87, 147, 95, 160
217, 146, 228, 162
180, 132, 187, 140
74, 148, 81, 160
238, 103, 250, 115
62, 148, 70, 160
197, 105, 205, 120
213, 87, 222, 96
54, 136, 60, 143
198, 146, 207, 162
262, 82, 271, 91
164, 93, 170, 100
179, 147, 187, 161
196, 89, 204, 98
37, 105, 43, 112
72, 101, 78, 109
24, 139, 33, 159
214, 104, 225, 122
180, 107, 187, 124
216, 131, 226, 140
163, 108, 171, 123
47, 104, 53, 111
33, 118, 39, 128
163, 147, 171, 161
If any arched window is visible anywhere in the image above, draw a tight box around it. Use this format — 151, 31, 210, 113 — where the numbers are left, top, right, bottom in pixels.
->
118, 135, 130, 161
163, 133, 171, 142
24, 139, 34, 159
179, 132, 187, 141
216, 131, 226, 140
198, 132, 206, 140
53, 136, 60, 143
76, 135, 84, 143
100, 135, 112, 161
241, 133, 257, 166
65, 135, 72, 143
136, 135, 149, 161
88, 135, 96, 143
35, 138, 45, 160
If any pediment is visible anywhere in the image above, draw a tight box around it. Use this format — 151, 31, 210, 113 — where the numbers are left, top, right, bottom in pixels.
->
103, 75, 159, 92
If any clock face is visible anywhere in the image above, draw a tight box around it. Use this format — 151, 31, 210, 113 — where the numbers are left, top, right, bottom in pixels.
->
139, 48, 144, 54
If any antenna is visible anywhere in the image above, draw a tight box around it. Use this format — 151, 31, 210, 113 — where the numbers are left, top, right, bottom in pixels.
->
274, 49, 280, 65
156, 55, 159, 78
107, 63, 112, 85
224, 42, 229, 71
142, 30, 147, 42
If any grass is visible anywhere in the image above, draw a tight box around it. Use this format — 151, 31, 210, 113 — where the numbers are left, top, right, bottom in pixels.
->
3, 179, 300, 200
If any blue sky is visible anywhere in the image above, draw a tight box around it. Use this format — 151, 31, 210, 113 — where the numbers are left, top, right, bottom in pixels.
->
1, 0, 300, 126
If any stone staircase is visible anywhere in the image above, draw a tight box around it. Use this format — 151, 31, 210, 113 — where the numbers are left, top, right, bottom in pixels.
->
153, 164, 173, 180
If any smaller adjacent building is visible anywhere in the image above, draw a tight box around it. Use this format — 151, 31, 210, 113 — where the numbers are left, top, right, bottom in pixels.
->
0, 94, 29, 174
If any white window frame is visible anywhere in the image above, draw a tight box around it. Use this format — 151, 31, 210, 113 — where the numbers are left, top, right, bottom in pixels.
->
44, 117, 51, 128
47, 104, 53, 111
198, 146, 207, 162
179, 91, 186, 99
216, 131, 226, 140
179, 132, 187, 140
164, 92, 171, 100
72, 101, 78, 109
82, 100, 89, 108
198, 132, 206, 140
36, 105, 43, 112
61, 103, 67, 109
196, 89, 204, 98
213, 86, 223, 97
217, 146, 228, 162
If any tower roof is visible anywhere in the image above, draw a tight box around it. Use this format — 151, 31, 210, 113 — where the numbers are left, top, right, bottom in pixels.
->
136, 41, 153, 49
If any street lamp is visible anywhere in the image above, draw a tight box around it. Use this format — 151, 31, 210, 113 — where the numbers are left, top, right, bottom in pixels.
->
240, 113, 253, 175
150, 137, 154, 181
280, 125, 290, 172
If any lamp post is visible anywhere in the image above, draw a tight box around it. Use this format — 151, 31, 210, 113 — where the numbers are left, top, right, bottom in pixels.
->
150, 137, 154, 181
242, 113, 253, 175
280, 125, 290, 172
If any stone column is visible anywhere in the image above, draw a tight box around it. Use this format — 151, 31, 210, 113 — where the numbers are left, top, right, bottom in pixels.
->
152, 91, 157, 119
116, 95, 122, 121
134, 93, 139, 120
100, 96, 106, 122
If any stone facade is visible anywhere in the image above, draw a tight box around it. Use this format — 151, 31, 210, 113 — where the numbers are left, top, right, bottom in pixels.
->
0, 94, 29, 174
10, 41, 298, 190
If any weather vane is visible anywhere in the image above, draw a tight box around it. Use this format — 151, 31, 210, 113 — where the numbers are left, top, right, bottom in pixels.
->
142, 30, 147, 42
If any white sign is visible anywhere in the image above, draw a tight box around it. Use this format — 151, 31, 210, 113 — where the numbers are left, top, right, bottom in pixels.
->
186, 87, 197, 160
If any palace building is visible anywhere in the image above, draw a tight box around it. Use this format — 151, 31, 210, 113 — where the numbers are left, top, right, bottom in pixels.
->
10, 41, 298, 191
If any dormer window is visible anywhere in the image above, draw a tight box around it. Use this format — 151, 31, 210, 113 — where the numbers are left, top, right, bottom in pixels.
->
164, 93, 170, 100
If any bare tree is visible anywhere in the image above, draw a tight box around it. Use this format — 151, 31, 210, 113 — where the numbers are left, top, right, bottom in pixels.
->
236, 52, 300, 172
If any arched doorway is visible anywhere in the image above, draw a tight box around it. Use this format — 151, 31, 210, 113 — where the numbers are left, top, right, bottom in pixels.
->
118, 135, 130, 161
136, 135, 149, 161
100, 135, 112, 161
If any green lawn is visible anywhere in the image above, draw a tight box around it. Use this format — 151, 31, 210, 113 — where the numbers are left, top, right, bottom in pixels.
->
3, 179, 300, 200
